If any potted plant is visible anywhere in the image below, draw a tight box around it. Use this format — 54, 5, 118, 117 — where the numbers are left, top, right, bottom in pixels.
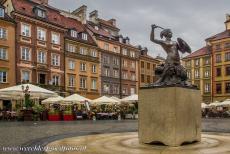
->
21, 85, 34, 121
32, 104, 45, 121
48, 108, 60, 121
63, 106, 73, 121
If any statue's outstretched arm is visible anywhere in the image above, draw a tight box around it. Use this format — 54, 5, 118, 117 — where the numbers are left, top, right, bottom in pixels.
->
150, 25, 164, 45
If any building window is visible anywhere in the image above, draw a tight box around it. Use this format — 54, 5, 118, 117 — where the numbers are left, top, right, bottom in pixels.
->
0, 27, 7, 39
215, 44, 221, 50
141, 61, 144, 68
226, 83, 230, 93
21, 23, 30, 37
0, 48, 7, 60
130, 88, 135, 95
122, 48, 128, 55
103, 55, 109, 64
105, 68, 110, 77
51, 54, 60, 66
37, 51, 46, 64
130, 51, 135, 58
51, 33, 60, 45
0, 7, 4, 17
216, 83, 222, 94
131, 61, 135, 69
204, 70, 210, 78
204, 58, 210, 65
122, 88, 127, 95
113, 58, 119, 66
226, 66, 230, 76
141, 74, 144, 82
104, 43, 109, 50
103, 83, 110, 93
0, 71, 7, 83
204, 83, 210, 93
37, 28, 46, 41
80, 63, 86, 71
216, 68, 222, 77
21, 47, 30, 61
52, 75, 60, 86
225, 53, 230, 61
185, 61, 191, 67
69, 60, 75, 70
147, 75, 150, 83
37, 9, 46, 18
113, 47, 118, 53
147, 63, 150, 69
91, 50, 97, 57
194, 69, 200, 78
80, 47, 87, 55
113, 85, 119, 94
91, 79, 97, 90
22, 71, 30, 82
131, 73, 136, 81
92, 65, 96, 73
224, 42, 230, 49
82, 33, 88, 40
122, 71, 128, 79
69, 75, 75, 87
80, 78, 87, 89
122, 60, 127, 67
216, 54, 221, 63
71, 30, 78, 38
195, 59, 200, 66
186, 70, 191, 79
67, 44, 75, 53
113, 69, 119, 78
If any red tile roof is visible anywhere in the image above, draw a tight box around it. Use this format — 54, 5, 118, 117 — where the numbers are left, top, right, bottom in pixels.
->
206, 30, 230, 41
11, 0, 96, 46
87, 21, 112, 38
183, 46, 209, 59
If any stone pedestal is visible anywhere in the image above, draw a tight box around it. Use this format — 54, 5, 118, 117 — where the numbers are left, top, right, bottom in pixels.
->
138, 87, 201, 146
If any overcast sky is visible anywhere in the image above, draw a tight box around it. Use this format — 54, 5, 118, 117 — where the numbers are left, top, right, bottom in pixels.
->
50, 0, 230, 58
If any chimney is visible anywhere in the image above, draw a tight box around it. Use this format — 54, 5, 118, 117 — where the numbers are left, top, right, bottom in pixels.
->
125, 37, 130, 44
71, 5, 87, 24
89, 10, 98, 23
108, 18, 116, 26
32, 0, 48, 5
226, 14, 230, 21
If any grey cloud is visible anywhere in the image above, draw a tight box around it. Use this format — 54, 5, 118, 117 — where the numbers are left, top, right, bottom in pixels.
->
50, 0, 230, 57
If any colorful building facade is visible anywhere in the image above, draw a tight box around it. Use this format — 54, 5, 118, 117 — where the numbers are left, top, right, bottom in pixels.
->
182, 47, 212, 102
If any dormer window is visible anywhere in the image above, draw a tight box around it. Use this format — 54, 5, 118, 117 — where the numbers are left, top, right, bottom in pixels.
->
82, 33, 88, 40
95, 26, 99, 30
0, 7, 4, 17
71, 30, 78, 38
37, 9, 46, 18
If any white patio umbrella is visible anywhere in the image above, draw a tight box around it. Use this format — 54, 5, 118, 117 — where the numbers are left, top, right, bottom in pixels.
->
41, 96, 64, 104
208, 101, 220, 107
217, 99, 230, 107
201, 103, 209, 108
121, 94, 138, 103
0, 84, 57, 99
110, 96, 122, 104
92, 96, 119, 105
63, 94, 91, 105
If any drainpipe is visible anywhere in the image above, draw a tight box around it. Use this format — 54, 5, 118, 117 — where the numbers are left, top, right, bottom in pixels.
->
119, 47, 122, 99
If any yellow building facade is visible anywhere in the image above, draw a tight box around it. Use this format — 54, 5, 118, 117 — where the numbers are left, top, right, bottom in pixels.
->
183, 47, 212, 102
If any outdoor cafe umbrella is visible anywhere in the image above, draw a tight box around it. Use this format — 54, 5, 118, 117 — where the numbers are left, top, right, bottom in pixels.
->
121, 94, 138, 103
208, 101, 220, 107
201, 103, 209, 109
217, 99, 230, 107
41, 96, 64, 104
92, 96, 119, 105
0, 84, 57, 99
63, 94, 91, 104
110, 96, 122, 104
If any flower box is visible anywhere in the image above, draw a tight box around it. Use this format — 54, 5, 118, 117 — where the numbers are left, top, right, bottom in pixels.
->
63, 114, 74, 121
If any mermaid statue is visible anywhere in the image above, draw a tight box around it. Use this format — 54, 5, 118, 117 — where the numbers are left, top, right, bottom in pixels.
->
149, 24, 194, 87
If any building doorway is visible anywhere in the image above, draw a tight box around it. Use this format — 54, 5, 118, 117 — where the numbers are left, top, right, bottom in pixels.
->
38, 73, 46, 84
3, 100, 12, 111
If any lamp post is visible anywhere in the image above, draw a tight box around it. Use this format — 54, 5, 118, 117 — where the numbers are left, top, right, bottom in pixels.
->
21, 85, 31, 109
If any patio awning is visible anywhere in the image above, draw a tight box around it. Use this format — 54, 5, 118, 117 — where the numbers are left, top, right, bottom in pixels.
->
92, 96, 119, 105
216, 99, 230, 107
0, 84, 57, 100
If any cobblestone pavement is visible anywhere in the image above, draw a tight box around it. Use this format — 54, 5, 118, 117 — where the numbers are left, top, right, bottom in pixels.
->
0, 118, 229, 154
